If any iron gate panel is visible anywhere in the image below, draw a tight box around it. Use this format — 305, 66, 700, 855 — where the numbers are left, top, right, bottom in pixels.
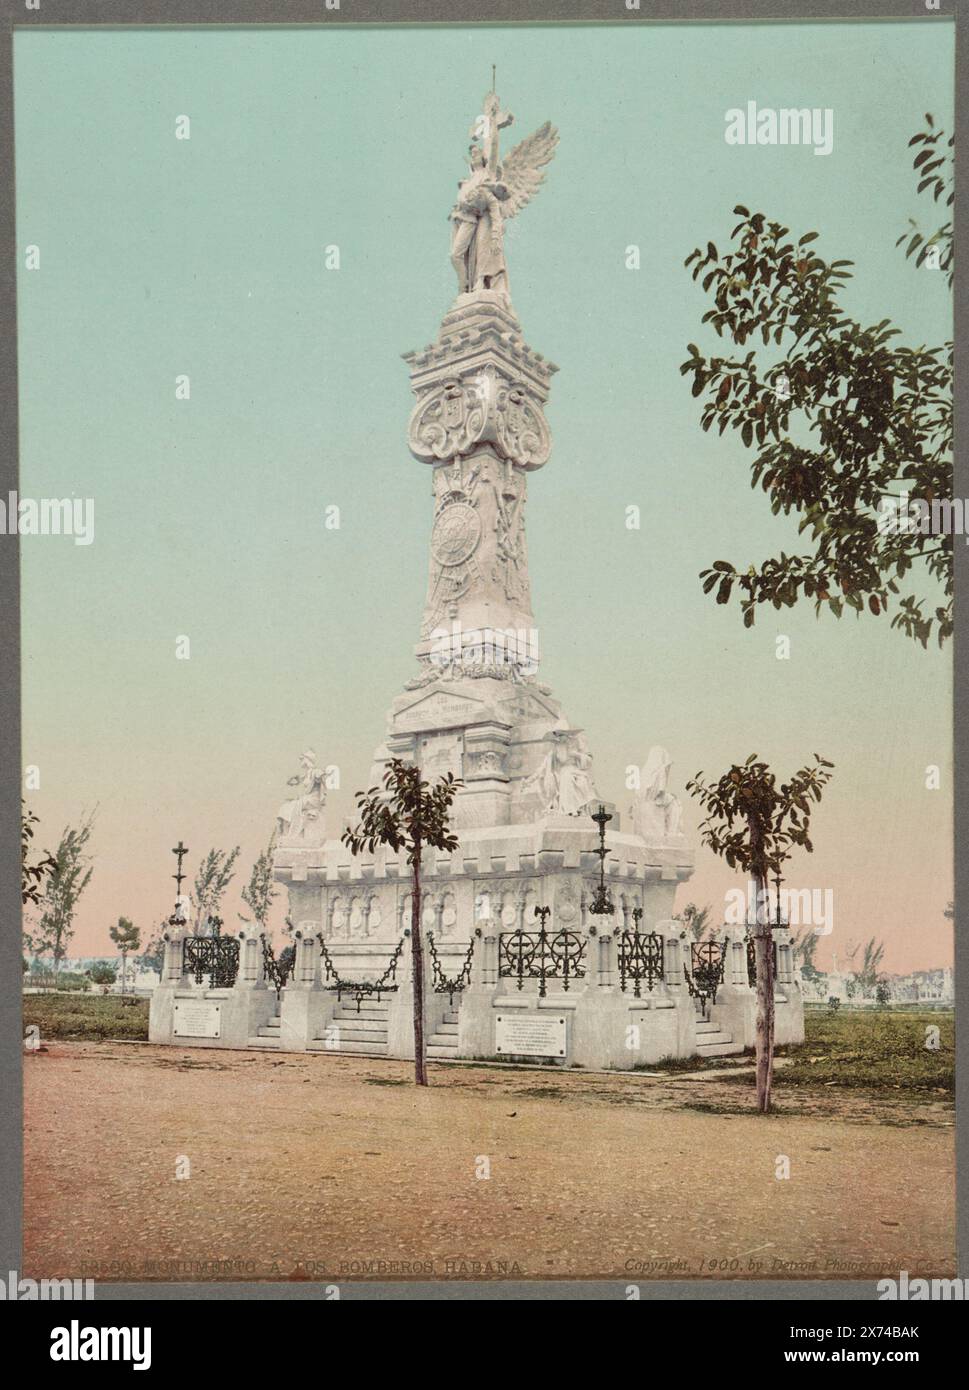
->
499, 927, 586, 997
183, 935, 240, 989
618, 927, 665, 996
683, 940, 726, 1008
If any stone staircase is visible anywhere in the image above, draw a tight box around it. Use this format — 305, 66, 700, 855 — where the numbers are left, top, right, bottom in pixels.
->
426, 1008, 460, 1060
248, 1008, 282, 1049
695, 1018, 736, 1058
308, 1000, 390, 1055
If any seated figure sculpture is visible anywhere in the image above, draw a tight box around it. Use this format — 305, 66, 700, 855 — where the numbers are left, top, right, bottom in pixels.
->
633, 745, 684, 842
519, 727, 598, 819
276, 750, 327, 842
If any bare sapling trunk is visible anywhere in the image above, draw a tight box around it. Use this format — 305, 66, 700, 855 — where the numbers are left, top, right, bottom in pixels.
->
752, 868, 775, 1114
410, 851, 428, 1087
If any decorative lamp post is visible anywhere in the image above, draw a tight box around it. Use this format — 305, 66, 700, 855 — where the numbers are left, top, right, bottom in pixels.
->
588, 804, 614, 918
169, 839, 189, 932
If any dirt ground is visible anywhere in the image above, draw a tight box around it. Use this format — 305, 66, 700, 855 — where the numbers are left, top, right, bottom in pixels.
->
23, 1042, 955, 1284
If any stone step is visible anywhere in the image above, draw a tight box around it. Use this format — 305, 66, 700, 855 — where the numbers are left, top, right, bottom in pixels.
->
247, 1036, 281, 1048
695, 1021, 721, 1034
256, 1024, 281, 1037
329, 1027, 389, 1045
434, 1022, 459, 1035
330, 1016, 388, 1033
333, 1007, 390, 1021
307, 1039, 387, 1055
696, 1029, 732, 1044
695, 1041, 741, 1058
427, 1044, 459, 1058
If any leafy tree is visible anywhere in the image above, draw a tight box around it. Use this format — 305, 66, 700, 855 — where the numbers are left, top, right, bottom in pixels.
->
853, 936, 886, 994
682, 122, 953, 649
896, 114, 953, 284
21, 800, 56, 906
32, 815, 96, 978
239, 837, 278, 932
677, 902, 713, 941
135, 928, 167, 975
343, 759, 461, 1087
191, 846, 240, 934
108, 917, 141, 993
687, 754, 833, 1113
827, 995, 841, 1013
875, 981, 892, 1007
89, 963, 117, 990
790, 924, 820, 978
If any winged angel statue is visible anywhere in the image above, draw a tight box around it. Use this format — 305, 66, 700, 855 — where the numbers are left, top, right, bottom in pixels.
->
449, 90, 558, 300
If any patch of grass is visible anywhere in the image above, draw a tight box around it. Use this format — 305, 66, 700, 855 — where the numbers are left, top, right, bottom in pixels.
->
722, 1010, 953, 1100
363, 1077, 408, 1087
633, 1051, 754, 1074
23, 993, 149, 1043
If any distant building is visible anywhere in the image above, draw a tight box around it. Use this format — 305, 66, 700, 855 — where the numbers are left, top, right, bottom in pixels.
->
803, 965, 953, 1006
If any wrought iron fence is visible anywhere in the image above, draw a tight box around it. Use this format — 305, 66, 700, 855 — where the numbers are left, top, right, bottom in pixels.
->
499, 923, 585, 998
262, 937, 296, 997
683, 940, 725, 1009
618, 922, 664, 997
318, 936, 405, 1014
182, 935, 240, 989
428, 930, 478, 1005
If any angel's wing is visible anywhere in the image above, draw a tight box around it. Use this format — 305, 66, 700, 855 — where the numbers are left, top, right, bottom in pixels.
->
497, 121, 559, 220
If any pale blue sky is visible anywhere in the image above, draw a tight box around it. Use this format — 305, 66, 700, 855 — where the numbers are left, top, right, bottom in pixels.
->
15, 21, 954, 967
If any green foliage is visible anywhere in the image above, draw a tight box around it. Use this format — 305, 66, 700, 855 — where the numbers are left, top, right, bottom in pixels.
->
343, 759, 462, 865
21, 799, 57, 907
109, 917, 140, 955
779, 1008, 953, 1096
32, 814, 96, 971
25, 969, 90, 992
191, 846, 240, 932
135, 930, 166, 974
343, 759, 462, 1088
790, 924, 819, 974
88, 963, 117, 986
851, 936, 887, 992
682, 125, 953, 649
677, 902, 713, 941
686, 753, 833, 880
896, 114, 953, 284
23, 993, 148, 1041
240, 837, 277, 931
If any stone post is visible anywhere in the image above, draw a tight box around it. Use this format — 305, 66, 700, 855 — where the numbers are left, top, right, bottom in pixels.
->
162, 933, 184, 986
294, 931, 318, 988
662, 925, 697, 1059
234, 932, 261, 988
278, 930, 327, 1051
457, 928, 496, 1059
387, 930, 416, 1059
600, 931, 618, 992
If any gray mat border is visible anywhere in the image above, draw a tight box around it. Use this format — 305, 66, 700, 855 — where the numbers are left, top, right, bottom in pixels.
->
0, 0, 963, 1304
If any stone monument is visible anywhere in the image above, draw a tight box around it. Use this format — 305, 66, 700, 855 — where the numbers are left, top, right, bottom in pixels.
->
150, 87, 803, 1064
